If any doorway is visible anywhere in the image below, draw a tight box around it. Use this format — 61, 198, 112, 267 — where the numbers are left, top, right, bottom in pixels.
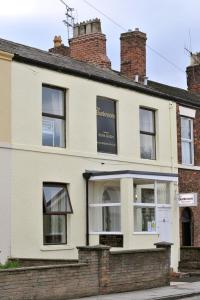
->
182, 208, 192, 246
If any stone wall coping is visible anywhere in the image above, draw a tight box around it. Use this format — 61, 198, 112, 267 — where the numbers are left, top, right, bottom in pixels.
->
77, 245, 111, 251
9, 257, 78, 262
111, 248, 166, 255
0, 263, 87, 273
181, 246, 200, 250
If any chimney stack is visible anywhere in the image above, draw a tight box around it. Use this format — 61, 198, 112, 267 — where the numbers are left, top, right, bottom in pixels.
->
49, 35, 70, 56
187, 52, 200, 93
120, 28, 147, 82
69, 18, 111, 68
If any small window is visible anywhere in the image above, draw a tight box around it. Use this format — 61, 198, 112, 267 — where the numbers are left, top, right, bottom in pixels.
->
139, 108, 156, 160
181, 117, 194, 165
42, 85, 65, 148
43, 183, 73, 245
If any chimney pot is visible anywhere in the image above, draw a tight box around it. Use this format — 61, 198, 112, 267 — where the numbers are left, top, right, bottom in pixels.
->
53, 35, 62, 48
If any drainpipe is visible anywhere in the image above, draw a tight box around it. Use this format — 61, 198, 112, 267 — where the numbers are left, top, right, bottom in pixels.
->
83, 173, 92, 246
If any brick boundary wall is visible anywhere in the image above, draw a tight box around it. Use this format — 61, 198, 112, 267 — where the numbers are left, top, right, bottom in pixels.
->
179, 246, 200, 272
0, 243, 171, 300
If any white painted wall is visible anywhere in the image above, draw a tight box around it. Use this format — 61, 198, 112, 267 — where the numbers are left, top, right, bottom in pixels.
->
2, 61, 180, 269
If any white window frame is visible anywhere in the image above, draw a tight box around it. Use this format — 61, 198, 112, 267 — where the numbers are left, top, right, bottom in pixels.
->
89, 183, 121, 235
181, 117, 194, 166
133, 181, 171, 234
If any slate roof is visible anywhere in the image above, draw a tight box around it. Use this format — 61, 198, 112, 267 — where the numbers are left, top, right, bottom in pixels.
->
1, 37, 200, 108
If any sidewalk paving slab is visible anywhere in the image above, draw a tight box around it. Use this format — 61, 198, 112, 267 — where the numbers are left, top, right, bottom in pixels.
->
74, 281, 200, 300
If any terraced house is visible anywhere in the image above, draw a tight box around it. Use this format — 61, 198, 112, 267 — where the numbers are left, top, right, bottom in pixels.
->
1, 18, 199, 272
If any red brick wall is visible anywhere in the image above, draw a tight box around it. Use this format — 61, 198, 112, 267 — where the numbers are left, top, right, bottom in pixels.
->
120, 29, 146, 80
177, 104, 200, 246
187, 65, 200, 93
69, 33, 111, 69
0, 245, 171, 299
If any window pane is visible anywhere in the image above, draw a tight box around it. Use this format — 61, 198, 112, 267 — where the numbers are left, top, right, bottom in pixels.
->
42, 86, 64, 116
182, 141, 192, 164
43, 185, 72, 213
134, 207, 156, 232
102, 187, 120, 204
181, 117, 192, 140
43, 215, 66, 244
140, 109, 154, 133
89, 206, 121, 232
157, 182, 170, 204
134, 182, 155, 203
140, 134, 155, 159
42, 117, 65, 147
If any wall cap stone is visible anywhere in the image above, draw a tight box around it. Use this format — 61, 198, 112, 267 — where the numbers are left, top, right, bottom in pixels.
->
77, 245, 111, 251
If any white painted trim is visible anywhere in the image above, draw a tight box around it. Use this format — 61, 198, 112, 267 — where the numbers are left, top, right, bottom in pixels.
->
133, 232, 159, 235
89, 203, 121, 207
89, 232, 122, 235
40, 245, 75, 251
90, 174, 178, 182
179, 106, 196, 118
178, 164, 200, 171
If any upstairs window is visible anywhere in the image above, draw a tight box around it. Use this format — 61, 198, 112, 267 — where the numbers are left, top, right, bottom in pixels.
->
181, 117, 194, 165
42, 85, 65, 147
140, 108, 156, 160
96, 96, 117, 154
43, 183, 73, 245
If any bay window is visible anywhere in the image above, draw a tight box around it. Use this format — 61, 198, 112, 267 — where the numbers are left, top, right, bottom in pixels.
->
43, 183, 73, 245
89, 184, 121, 233
181, 117, 194, 165
133, 180, 170, 233
42, 85, 66, 148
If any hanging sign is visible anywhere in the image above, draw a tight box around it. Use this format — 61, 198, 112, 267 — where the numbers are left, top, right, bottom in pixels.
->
178, 193, 197, 207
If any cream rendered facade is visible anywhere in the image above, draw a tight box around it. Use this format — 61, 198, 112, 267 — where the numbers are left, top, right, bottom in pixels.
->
0, 56, 179, 269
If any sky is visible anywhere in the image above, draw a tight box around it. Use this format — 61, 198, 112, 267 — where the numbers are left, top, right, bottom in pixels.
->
0, 0, 199, 89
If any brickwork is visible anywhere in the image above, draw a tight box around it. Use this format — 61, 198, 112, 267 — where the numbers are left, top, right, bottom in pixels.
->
179, 247, 200, 271
0, 245, 171, 299
8, 258, 78, 267
49, 45, 70, 56
120, 29, 147, 81
177, 104, 200, 246
69, 33, 111, 68
187, 65, 200, 93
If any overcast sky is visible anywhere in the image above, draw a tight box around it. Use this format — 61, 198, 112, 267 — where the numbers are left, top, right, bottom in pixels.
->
0, 0, 199, 89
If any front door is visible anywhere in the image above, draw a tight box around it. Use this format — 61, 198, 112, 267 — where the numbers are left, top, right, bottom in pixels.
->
157, 207, 171, 242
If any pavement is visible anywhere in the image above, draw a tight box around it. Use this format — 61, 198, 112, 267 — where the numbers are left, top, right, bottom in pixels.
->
74, 281, 200, 300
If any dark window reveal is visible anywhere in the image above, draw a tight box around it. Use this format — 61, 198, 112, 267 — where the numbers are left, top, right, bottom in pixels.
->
97, 97, 117, 154
43, 183, 73, 245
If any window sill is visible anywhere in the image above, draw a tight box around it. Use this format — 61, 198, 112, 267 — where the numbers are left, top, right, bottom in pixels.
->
133, 232, 159, 235
89, 232, 122, 235
40, 245, 75, 251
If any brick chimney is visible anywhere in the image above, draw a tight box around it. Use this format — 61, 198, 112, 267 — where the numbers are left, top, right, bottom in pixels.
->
120, 28, 147, 82
187, 52, 200, 93
69, 18, 111, 68
49, 35, 70, 56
